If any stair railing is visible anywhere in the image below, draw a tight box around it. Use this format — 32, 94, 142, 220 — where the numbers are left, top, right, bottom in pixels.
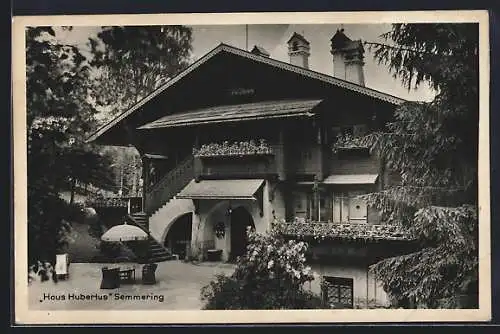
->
124, 213, 147, 230
144, 155, 195, 215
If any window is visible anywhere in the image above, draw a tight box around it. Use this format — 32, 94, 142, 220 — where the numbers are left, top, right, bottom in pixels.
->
292, 191, 308, 219
322, 276, 354, 309
292, 190, 331, 222
332, 191, 367, 223
308, 190, 331, 222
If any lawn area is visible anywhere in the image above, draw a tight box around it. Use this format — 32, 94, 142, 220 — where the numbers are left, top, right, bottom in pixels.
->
29, 260, 236, 310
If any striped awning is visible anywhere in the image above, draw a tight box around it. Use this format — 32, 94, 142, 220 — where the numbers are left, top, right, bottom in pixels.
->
137, 99, 322, 130
323, 174, 379, 185
176, 179, 264, 200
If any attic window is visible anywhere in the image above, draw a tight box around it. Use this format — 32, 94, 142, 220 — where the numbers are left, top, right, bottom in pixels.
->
292, 41, 299, 51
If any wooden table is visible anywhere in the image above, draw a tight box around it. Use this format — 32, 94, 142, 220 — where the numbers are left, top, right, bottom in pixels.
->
118, 267, 136, 284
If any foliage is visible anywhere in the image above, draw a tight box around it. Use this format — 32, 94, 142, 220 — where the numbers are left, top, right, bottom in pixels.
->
26, 27, 116, 264
98, 241, 123, 260
83, 207, 105, 239
353, 298, 391, 309
361, 24, 479, 308
201, 225, 323, 309
89, 25, 193, 110
193, 139, 273, 157
276, 218, 413, 242
88, 25, 194, 196
99, 146, 143, 197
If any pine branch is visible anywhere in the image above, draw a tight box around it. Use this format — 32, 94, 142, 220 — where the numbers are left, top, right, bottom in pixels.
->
364, 41, 453, 57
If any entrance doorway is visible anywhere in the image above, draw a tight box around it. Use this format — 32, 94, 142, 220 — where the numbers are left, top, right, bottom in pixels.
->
229, 207, 255, 261
164, 213, 192, 259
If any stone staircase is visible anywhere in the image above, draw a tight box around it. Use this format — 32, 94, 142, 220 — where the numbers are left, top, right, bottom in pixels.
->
123, 155, 196, 263
127, 212, 177, 263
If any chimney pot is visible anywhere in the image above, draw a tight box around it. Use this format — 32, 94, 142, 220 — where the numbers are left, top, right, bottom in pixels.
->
330, 29, 365, 86
287, 32, 310, 69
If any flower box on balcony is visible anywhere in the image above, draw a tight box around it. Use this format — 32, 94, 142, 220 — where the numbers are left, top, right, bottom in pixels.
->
277, 221, 414, 242
332, 134, 370, 154
193, 139, 275, 158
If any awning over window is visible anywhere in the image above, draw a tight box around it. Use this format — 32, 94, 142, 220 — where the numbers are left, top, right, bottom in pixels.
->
176, 179, 265, 200
143, 153, 168, 159
323, 174, 379, 185
137, 99, 323, 129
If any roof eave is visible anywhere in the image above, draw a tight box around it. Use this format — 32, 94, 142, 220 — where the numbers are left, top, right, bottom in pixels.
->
137, 111, 316, 130
87, 42, 406, 144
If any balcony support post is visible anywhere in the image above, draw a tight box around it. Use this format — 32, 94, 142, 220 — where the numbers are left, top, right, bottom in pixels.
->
141, 156, 149, 213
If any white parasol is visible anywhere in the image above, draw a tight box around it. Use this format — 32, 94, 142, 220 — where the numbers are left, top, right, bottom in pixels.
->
101, 222, 149, 242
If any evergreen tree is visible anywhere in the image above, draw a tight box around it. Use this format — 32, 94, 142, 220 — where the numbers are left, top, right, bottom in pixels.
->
361, 24, 479, 308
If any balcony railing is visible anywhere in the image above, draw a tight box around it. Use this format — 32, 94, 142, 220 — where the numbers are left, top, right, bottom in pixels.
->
276, 221, 414, 241
144, 155, 194, 215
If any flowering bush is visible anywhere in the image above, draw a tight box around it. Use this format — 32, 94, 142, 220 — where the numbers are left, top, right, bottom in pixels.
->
200, 225, 323, 309
193, 139, 273, 157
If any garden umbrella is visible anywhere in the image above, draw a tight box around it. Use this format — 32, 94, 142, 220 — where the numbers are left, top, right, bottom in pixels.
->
101, 222, 149, 242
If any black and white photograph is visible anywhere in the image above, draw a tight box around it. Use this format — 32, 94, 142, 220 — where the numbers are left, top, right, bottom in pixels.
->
12, 11, 491, 324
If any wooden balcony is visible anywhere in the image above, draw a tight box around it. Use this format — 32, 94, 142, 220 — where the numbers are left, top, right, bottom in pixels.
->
194, 153, 278, 179
193, 140, 281, 179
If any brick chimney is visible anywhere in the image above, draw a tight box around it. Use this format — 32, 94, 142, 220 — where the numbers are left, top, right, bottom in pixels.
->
287, 32, 310, 69
330, 28, 365, 86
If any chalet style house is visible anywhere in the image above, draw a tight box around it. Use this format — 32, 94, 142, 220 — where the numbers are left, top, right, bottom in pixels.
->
88, 29, 415, 308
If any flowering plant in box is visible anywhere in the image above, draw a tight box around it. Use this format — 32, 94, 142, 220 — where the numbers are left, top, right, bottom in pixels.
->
276, 218, 413, 242
193, 139, 273, 157
332, 133, 370, 153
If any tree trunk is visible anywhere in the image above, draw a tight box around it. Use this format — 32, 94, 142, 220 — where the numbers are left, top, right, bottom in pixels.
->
69, 177, 76, 205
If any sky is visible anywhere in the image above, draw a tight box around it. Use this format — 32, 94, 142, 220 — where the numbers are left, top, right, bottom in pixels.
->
54, 24, 436, 102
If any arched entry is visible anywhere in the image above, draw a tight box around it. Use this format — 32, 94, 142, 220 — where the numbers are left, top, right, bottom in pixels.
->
229, 206, 255, 261
164, 213, 192, 259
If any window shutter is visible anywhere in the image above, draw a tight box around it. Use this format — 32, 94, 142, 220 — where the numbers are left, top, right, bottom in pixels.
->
348, 191, 367, 223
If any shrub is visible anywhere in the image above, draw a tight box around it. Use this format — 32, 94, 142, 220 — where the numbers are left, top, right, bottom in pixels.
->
66, 202, 85, 223
28, 193, 75, 264
201, 224, 323, 309
99, 241, 123, 260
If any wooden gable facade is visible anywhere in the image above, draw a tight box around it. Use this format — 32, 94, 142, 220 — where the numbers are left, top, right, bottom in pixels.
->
88, 42, 408, 238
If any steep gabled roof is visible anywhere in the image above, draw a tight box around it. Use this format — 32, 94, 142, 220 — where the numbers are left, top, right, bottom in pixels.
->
87, 43, 405, 143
